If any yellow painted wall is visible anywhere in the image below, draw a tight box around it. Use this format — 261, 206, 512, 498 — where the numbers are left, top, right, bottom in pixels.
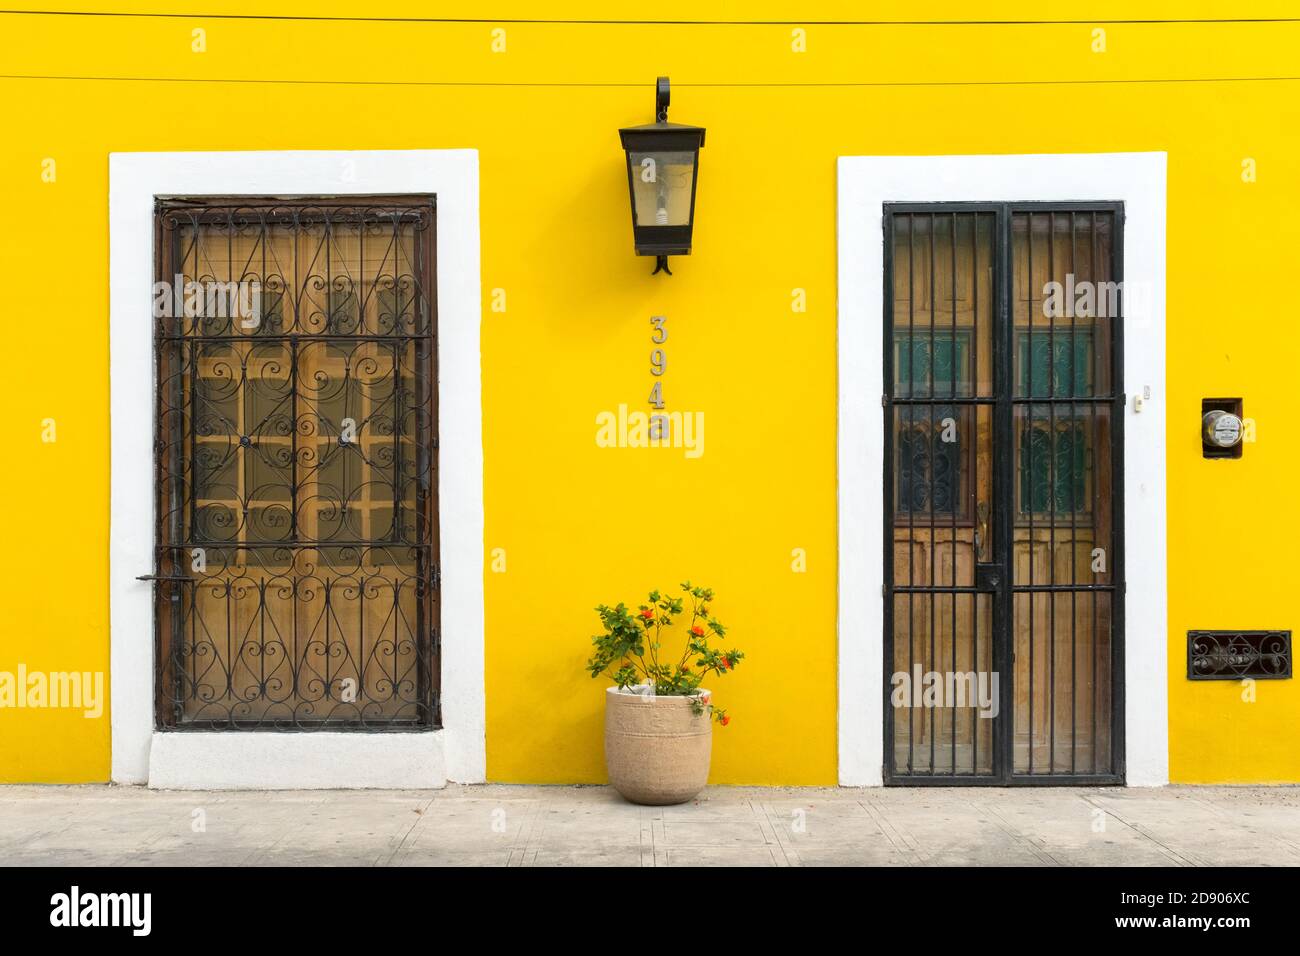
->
0, 3, 1297, 784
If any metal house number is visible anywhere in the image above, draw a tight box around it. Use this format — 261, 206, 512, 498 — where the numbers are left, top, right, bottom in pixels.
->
649, 315, 668, 439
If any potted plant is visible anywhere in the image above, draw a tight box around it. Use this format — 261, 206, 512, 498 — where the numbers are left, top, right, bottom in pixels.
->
586, 581, 744, 805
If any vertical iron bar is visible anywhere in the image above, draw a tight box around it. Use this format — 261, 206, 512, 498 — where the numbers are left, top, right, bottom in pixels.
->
179, 225, 196, 723
971, 213, 979, 775
1091, 211, 1100, 773
995, 205, 1013, 781
416, 204, 436, 724
1069, 211, 1079, 775
1026, 211, 1035, 776
393, 218, 404, 528
224, 569, 233, 706
1047, 211, 1056, 775
357, 564, 366, 714
152, 211, 167, 728
907, 212, 916, 774
882, 210, 896, 777
171, 222, 186, 725
324, 577, 332, 705
186, 228, 199, 571
950, 212, 958, 774
258, 579, 267, 697
392, 573, 401, 709
1111, 207, 1127, 779
427, 198, 441, 725
928, 212, 937, 774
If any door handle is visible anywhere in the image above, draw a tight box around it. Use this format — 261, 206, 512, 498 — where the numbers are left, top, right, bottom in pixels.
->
975, 500, 990, 561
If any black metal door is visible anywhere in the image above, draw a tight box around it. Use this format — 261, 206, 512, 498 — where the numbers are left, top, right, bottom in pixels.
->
883, 203, 1124, 785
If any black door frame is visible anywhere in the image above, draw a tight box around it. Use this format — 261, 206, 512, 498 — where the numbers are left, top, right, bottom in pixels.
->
881, 201, 1125, 786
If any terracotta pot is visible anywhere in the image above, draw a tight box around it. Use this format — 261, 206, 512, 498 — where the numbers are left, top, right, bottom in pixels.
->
604, 685, 712, 806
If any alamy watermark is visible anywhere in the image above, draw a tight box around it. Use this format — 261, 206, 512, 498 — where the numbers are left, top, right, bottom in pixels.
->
1042, 273, 1153, 322
0, 665, 104, 718
151, 274, 263, 326
891, 666, 999, 719
50, 886, 151, 936
595, 404, 705, 459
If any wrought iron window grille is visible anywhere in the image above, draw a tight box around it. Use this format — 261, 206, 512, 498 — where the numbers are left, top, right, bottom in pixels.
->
150, 198, 440, 731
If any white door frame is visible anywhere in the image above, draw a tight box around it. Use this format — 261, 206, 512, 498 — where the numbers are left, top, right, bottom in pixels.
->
109, 150, 485, 789
836, 153, 1168, 787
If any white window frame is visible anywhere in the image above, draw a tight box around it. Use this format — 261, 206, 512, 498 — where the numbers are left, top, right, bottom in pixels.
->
109, 150, 485, 789
836, 153, 1168, 787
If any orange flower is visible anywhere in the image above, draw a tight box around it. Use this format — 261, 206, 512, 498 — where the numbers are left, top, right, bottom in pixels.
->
720, 715, 731, 727
638, 608, 654, 620
691, 625, 705, 637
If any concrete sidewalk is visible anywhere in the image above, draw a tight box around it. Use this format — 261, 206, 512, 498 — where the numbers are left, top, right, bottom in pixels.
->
1, 784, 1297, 866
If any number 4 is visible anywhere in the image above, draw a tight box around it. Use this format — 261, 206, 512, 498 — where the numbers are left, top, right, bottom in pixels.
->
648, 380, 664, 409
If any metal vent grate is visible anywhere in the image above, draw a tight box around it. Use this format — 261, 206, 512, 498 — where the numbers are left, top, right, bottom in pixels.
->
1188, 631, 1291, 680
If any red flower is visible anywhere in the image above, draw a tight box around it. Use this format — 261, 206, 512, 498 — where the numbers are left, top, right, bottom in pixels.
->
691, 625, 704, 637
638, 608, 654, 620
720, 715, 731, 727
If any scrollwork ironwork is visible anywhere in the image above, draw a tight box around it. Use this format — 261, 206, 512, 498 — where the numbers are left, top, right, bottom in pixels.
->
1188, 631, 1291, 681
152, 199, 439, 730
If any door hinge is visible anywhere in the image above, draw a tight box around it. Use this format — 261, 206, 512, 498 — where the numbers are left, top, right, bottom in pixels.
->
881, 394, 888, 408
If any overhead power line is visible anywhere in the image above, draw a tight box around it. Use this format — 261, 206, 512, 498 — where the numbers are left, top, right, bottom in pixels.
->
2, 9, 1300, 26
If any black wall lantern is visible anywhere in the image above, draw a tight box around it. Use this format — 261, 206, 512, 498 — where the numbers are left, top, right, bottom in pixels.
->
618, 76, 706, 275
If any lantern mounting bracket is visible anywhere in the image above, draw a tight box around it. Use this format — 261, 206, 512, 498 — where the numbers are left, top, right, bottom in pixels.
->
650, 76, 672, 276
651, 76, 673, 276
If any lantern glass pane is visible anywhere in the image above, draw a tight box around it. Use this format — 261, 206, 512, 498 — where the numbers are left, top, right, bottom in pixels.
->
628, 151, 695, 227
